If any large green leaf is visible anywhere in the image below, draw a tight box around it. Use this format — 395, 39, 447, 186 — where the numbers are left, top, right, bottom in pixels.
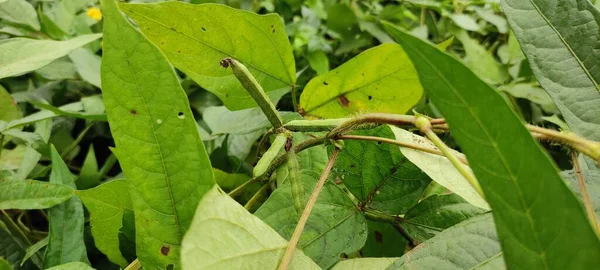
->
119, 2, 296, 110
0, 34, 101, 79
0, 179, 73, 209
299, 43, 423, 118
76, 179, 132, 267
100, 0, 215, 268
44, 146, 89, 268
331, 258, 397, 270
402, 194, 487, 242
255, 170, 367, 269
387, 214, 504, 269
181, 186, 320, 270
334, 126, 430, 214
501, 0, 600, 142
0, 85, 21, 123
390, 127, 489, 210
0, 0, 39, 31
385, 24, 600, 269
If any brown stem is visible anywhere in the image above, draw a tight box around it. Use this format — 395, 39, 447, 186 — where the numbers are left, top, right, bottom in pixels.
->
277, 148, 341, 270
571, 151, 600, 235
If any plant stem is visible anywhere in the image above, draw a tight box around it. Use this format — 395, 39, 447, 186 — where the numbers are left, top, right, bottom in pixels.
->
291, 84, 298, 112
571, 151, 600, 235
338, 134, 468, 165
124, 259, 141, 270
228, 177, 259, 198
278, 148, 341, 270
244, 183, 270, 210
1, 210, 32, 245
415, 116, 485, 198
529, 125, 600, 165
0, 134, 4, 158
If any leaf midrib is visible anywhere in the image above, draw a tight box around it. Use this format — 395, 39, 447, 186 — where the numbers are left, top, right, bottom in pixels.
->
398, 32, 548, 267
122, 5, 293, 86
526, 0, 599, 91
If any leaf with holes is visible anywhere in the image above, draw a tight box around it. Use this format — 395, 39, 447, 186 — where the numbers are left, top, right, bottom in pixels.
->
334, 125, 431, 214
181, 186, 320, 270
385, 24, 600, 269
100, 0, 215, 268
255, 169, 367, 269
119, 2, 295, 110
299, 43, 422, 118
76, 179, 132, 267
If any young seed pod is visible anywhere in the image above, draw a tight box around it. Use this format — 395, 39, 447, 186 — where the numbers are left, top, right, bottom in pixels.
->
284, 118, 350, 132
286, 142, 305, 215
253, 133, 287, 178
220, 57, 283, 128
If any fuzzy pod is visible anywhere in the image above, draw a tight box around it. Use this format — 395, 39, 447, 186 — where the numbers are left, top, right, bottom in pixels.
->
253, 133, 287, 178
286, 145, 305, 215
220, 58, 283, 128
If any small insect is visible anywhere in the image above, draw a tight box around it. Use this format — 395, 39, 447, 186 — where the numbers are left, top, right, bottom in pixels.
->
285, 137, 293, 152
338, 95, 350, 107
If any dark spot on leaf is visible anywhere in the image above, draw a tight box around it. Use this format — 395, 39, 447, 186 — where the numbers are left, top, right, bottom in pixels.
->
160, 245, 170, 256
377, 141, 383, 145
178, 50, 181, 53
361, 73, 365, 77
271, 25, 274, 28
368, 96, 372, 100
166, 265, 174, 270
161, 42, 165, 45
201, 27, 206, 31
225, 94, 229, 98
338, 95, 350, 107
130, 109, 137, 115
350, 164, 355, 168
146, 27, 150, 30
272, 29, 275, 33
323, 81, 328, 86
390, 167, 397, 173
170, 27, 176, 31
374, 231, 383, 243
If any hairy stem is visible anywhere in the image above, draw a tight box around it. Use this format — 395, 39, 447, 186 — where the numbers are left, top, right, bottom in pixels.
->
278, 148, 341, 270
571, 151, 600, 235
415, 116, 485, 198
529, 125, 600, 165
338, 134, 468, 165
244, 183, 270, 211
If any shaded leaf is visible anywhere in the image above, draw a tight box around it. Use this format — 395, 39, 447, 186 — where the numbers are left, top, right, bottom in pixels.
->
498, 83, 557, 113
35, 58, 77, 80
0, 220, 36, 270
300, 44, 423, 118
20, 237, 47, 267
385, 24, 600, 269
402, 194, 487, 242
203, 105, 298, 135
77, 145, 100, 190
387, 214, 504, 269
120, 2, 296, 110
69, 48, 101, 88
0, 179, 74, 210
0, 85, 21, 123
181, 186, 320, 270
360, 221, 407, 257
390, 127, 488, 209
0, 0, 39, 30
331, 258, 397, 270
76, 179, 131, 267
256, 170, 367, 268
44, 146, 89, 268
100, 0, 215, 268
334, 126, 430, 214
0, 34, 102, 79
454, 30, 507, 85
46, 262, 96, 270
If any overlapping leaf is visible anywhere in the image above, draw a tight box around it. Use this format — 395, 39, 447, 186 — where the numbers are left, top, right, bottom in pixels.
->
120, 2, 296, 110
0, 179, 73, 209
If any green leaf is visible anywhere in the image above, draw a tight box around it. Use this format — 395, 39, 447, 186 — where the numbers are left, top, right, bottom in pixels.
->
0, 34, 102, 79
69, 48, 101, 88
274, 132, 328, 186
562, 155, 600, 222
306, 50, 329, 75
119, 2, 296, 110
77, 145, 100, 190
35, 58, 77, 80
5, 101, 93, 131
0, 179, 74, 209
46, 262, 96, 270
203, 105, 298, 135
498, 83, 557, 113
402, 194, 487, 242
502, 0, 600, 141
0, 85, 21, 123
15, 120, 51, 181
256, 170, 367, 268
0, 220, 35, 269
20, 237, 47, 267
384, 24, 600, 269
0, 257, 11, 270
387, 214, 504, 269
454, 30, 508, 85
360, 221, 407, 257
449, 14, 480, 32
299, 43, 423, 118
0, 145, 26, 171
100, 0, 215, 268
27, 100, 107, 122
0, 0, 40, 31
331, 258, 398, 270
390, 127, 489, 210
334, 126, 431, 214
76, 179, 132, 267
44, 146, 89, 268
181, 186, 321, 270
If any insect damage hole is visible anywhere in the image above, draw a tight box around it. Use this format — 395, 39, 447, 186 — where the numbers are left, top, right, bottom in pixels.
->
201, 27, 207, 32
160, 245, 170, 256
177, 112, 185, 119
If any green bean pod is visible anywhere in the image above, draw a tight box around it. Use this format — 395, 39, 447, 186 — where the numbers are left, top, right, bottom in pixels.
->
253, 133, 287, 178
287, 147, 305, 215
220, 58, 283, 128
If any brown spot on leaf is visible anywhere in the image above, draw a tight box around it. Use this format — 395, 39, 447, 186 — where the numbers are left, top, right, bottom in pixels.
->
201, 27, 207, 31
338, 95, 350, 107
285, 137, 293, 152
374, 231, 383, 243
130, 109, 136, 115
323, 81, 329, 86
368, 96, 372, 100
160, 245, 170, 256
272, 29, 275, 33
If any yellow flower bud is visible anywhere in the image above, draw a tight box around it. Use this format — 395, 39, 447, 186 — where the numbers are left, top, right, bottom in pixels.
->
87, 7, 102, 21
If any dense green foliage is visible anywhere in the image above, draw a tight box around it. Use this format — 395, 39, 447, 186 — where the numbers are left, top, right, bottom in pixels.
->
1, 0, 599, 270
